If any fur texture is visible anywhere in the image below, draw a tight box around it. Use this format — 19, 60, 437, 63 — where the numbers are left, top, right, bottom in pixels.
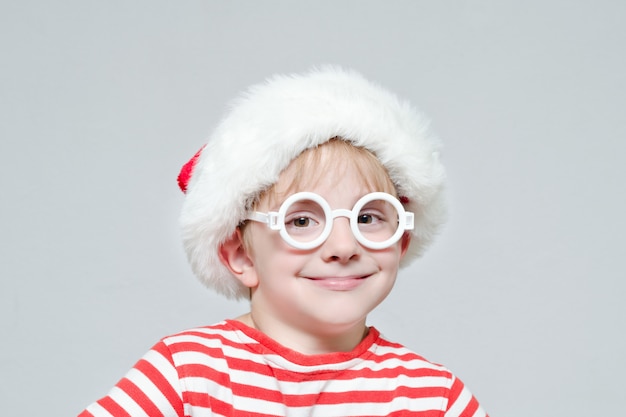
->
180, 67, 447, 299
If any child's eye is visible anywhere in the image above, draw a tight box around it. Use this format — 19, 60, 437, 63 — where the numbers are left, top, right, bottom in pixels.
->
358, 211, 384, 225
285, 213, 321, 230
358, 214, 376, 224
292, 217, 313, 227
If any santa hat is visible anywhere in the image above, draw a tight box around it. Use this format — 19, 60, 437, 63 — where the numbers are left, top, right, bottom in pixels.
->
178, 67, 447, 299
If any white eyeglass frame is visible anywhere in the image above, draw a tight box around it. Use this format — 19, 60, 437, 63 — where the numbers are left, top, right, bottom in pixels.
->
246, 191, 414, 250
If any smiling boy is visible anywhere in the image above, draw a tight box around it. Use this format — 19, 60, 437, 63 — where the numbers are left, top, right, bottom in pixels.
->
226, 139, 411, 355
79, 67, 488, 416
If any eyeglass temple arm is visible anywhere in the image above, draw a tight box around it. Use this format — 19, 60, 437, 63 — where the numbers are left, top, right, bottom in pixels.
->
404, 212, 415, 230
246, 212, 282, 230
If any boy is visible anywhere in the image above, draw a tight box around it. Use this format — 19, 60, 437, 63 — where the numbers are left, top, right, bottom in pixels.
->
79, 67, 488, 416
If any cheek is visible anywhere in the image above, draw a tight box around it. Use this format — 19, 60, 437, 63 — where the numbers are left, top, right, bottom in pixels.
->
378, 243, 404, 264
247, 226, 303, 273
373, 247, 404, 279
246, 223, 280, 254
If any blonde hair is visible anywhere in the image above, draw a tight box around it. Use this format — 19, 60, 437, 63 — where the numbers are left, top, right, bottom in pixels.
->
241, 138, 398, 252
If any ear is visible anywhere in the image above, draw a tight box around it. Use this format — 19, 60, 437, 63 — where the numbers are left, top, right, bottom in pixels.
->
399, 232, 412, 259
218, 228, 259, 288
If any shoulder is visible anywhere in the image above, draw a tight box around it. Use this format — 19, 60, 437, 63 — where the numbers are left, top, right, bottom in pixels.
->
369, 330, 454, 381
158, 320, 254, 354
371, 331, 488, 416
148, 320, 261, 384
371, 330, 449, 368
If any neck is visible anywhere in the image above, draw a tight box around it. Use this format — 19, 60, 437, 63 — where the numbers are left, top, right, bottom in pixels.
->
236, 312, 369, 355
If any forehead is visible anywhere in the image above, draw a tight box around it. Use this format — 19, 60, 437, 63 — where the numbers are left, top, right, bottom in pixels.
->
258, 139, 396, 208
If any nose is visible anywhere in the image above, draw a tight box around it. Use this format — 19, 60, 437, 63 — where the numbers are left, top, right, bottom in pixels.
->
320, 216, 361, 262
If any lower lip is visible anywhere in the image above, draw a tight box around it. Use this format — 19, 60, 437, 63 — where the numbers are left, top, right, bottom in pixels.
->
306, 276, 368, 291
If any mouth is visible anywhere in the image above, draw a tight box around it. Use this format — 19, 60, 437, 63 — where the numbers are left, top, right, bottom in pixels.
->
304, 274, 373, 291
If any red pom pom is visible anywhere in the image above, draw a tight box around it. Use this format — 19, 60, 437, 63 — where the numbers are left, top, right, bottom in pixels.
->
399, 196, 409, 204
177, 146, 205, 194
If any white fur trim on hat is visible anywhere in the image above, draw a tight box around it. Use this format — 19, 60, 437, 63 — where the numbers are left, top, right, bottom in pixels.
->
180, 66, 447, 299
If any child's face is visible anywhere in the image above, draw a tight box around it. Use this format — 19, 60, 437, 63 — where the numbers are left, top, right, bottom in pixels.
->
235, 145, 410, 338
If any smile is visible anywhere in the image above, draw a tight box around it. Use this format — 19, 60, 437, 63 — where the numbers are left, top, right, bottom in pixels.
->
304, 274, 372, 291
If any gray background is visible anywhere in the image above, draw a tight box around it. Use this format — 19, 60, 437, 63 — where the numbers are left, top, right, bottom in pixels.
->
1, 1, 624, 415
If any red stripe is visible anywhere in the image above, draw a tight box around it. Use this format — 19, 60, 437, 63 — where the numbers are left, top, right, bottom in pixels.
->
184, 390, 215, 410
117, 377, 163, 416
366, 350, 433, 364
460, 396, 481, 417
177, 362, 233, 389
383, 411, 441, 417
448, 375, 465, 405
168, 340, 229, 357
272, 363, 449, 383
226, 382, 445, 407
97, 396, 131, 417
151, 342, 185, 416
134, 358, 184, 416
209, 396, 282, 417
199, 355, 450, 384
447, 376, 486, 416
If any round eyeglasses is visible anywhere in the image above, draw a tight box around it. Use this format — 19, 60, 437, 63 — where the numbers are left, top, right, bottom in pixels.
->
246, 192, 414, 250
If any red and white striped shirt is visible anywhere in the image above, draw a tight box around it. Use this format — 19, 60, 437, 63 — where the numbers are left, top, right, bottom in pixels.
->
79, 320, 487, 417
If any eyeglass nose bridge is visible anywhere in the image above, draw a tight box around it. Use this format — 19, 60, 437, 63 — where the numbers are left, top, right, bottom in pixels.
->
330, 208, 352, 220
322, 208, 355, 239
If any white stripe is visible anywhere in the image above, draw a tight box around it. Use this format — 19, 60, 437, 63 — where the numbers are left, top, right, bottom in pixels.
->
231, 393, 288, 416
445, 379, 473, 416
181, 376, 233, 406
172, 350, 231, 374
229, 393, 446, 416
106, 386, 149, 417
351, 356, 447, 372
319, 396, 445, 416
247, 353, 446, 375
228, 368, 451, 395
125, 367, 177, 416
254, 351, 365, 372
168, 324, 255, 346
186, 403, 226, 417
166, 333, 231, 349
143, 348, 182, 399
83, 402, 114, 417
472, 406, 488, 417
